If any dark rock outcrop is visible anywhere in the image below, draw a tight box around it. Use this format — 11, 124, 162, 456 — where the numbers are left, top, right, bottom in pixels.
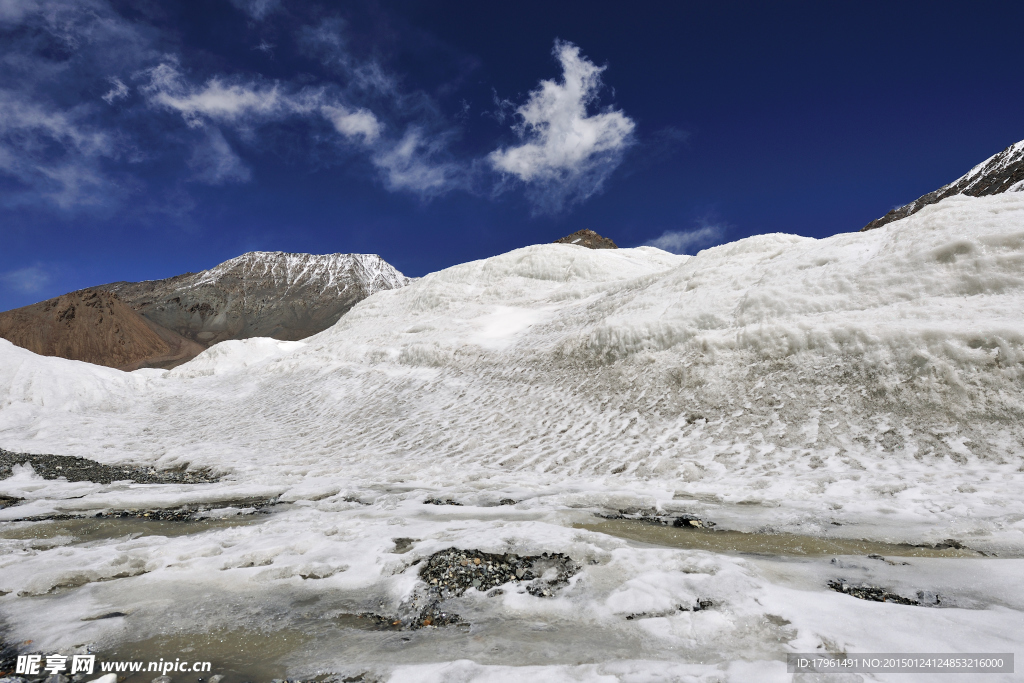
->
555, 229, 618, 249
862, 139, 1024, 231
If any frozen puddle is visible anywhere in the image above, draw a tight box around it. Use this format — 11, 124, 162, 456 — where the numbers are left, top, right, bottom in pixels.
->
575, 518, 995, 558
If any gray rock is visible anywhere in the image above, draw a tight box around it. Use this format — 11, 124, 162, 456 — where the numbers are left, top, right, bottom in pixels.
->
103, 252, 410, 347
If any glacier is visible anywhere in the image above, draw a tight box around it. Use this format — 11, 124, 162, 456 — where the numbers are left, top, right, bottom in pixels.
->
2, 193, 1024, 681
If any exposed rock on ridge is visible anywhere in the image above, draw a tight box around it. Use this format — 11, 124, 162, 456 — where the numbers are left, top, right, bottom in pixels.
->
104, 251, 411, 346
555, 229, 618, 249
862, 139, 1024, 231
0, 289, 203, 370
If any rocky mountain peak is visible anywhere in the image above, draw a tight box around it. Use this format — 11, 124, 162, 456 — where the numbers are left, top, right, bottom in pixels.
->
103, 251, 410, 347
862, 138, 1024, 231
554, 229, 618, 249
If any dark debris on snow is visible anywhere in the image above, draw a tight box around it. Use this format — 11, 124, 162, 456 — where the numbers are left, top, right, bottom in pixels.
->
0, 447, 218, 486
827, 579, 938, 606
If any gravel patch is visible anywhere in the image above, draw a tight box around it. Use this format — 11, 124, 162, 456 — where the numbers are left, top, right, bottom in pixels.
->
624, 599, 714, 620
365, 547, 582, 631
0, 448, 219, 485
420, 547, 579, 600
827, 579, 933, 606
599, 508, 715, 529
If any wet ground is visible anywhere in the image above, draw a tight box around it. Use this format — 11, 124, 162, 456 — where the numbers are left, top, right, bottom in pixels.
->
574, 518, 997, 558
2, 506, 1021, 682
0, 514, 270, 545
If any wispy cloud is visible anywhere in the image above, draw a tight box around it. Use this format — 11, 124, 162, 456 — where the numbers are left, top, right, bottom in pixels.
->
0, 91, 120, 209
102, 77, 129, 105
227, 0, 281, 21
0, 264, 50, 293
645, 222, 725, 255
489, 40, 635, 214
0, 2, 634, 214
0, 0, 154, 211
141, 63, 301, 127
371, 128, 463, 195
141, 61, 468, 198
141, 62, 388, 146
322, 104, 382, 144
187, 127, 251, 185
297, 17, 399, 96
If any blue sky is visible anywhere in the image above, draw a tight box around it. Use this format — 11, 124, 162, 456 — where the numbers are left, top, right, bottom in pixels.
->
1, 0, 1022, 311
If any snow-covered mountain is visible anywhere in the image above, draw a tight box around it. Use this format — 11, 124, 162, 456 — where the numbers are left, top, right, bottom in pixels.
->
104, 251, 411, 346
2, 195, 1024, 679
862, 138, 1024, 231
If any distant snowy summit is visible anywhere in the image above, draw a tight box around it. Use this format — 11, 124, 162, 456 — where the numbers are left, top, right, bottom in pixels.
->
0, 251, 410, 370
554, 229, 618, 249
104, 251, 411, 348
862, 138, 1024, 231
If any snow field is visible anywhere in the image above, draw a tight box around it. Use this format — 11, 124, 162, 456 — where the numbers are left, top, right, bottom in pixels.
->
2, 193, 1024, 679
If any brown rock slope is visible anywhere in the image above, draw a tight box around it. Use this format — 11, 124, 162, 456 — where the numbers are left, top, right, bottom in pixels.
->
0, 289, 204, 371
554, 229, 618, 249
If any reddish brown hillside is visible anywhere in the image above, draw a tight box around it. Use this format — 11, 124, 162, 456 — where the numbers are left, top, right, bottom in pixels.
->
0, 289, 204, 370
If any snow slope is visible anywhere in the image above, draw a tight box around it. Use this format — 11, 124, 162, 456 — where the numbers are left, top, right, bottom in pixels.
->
2, 193, 1024, 681
189, 251, 411, 296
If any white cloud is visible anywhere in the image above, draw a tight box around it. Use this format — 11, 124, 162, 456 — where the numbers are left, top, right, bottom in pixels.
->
142, 64, 297, 127
143, 64, 383, 144
489, 40, 635, 213
321, 104, 381, 144
371, 129, 461, 195
645, 224, 724, 255
0, 0, 462, 210
141, 63, 467, 198
0, 264, 50, 293
102, 77, 129, 104
187, 127, 251, 185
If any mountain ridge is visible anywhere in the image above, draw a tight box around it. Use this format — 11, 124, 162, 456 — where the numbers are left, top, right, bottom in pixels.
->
0, 251, 410, 370
104, 251, 411, 347
862, 138, 1024, 231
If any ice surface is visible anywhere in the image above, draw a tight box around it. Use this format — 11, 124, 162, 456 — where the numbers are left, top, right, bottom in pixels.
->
2, 194, 1024, 680
167, 338, 306, 378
